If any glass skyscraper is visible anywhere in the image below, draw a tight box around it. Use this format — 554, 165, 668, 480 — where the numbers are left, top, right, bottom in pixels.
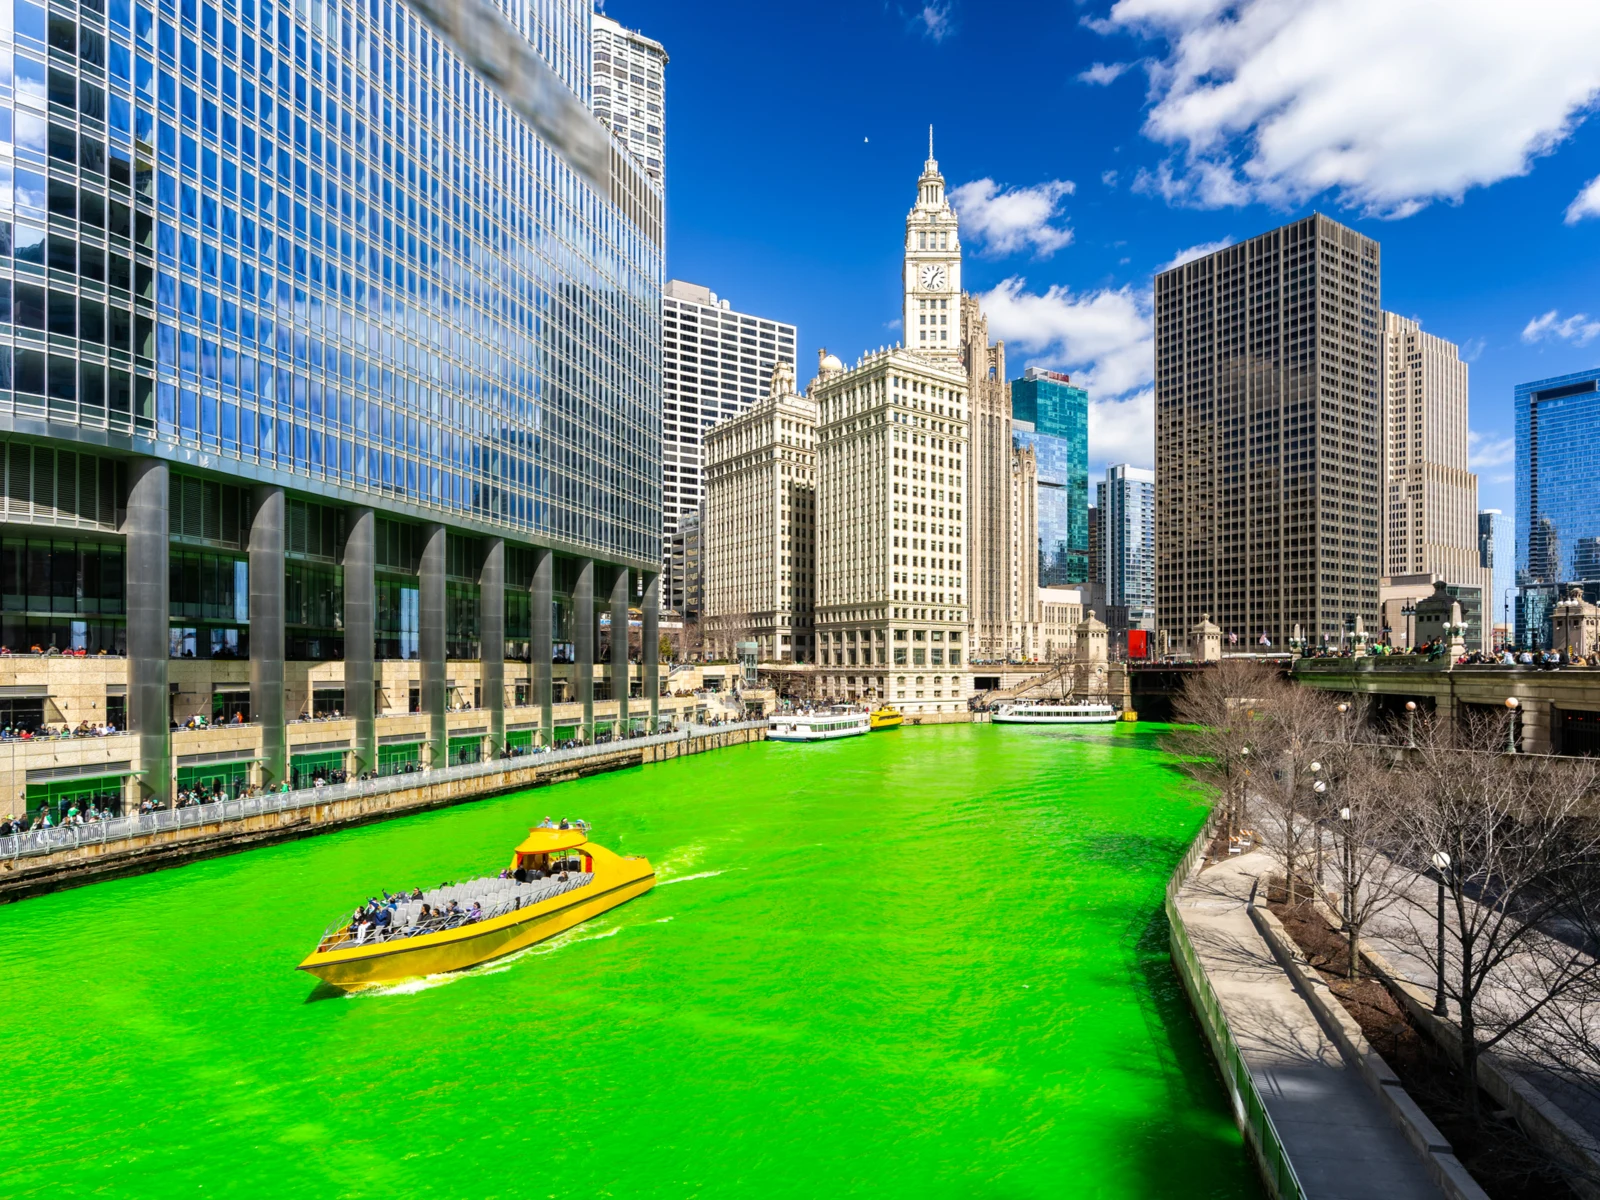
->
1010, 366, 1087, 585
1096, 463, 1155, 628
1515, 368, 1600, 644
1477, 508, 1512, 636
0, 0, 665, 808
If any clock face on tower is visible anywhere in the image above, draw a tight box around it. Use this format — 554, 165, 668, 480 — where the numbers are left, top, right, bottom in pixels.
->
920, 263, 947, 291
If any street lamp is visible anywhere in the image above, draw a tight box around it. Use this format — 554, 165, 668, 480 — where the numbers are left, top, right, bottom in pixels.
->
1405, 699, 1417, 749
1310, 763, 1326, 896
1505, 696, 1520, 754
1338, 805, 1354, 933
1401, 602, 1418, 651
1430, 851, 1451, 1016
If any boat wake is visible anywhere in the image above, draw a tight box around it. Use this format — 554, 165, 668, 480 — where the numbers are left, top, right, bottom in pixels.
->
347, 925, 626, 998
657, 869, 724, 886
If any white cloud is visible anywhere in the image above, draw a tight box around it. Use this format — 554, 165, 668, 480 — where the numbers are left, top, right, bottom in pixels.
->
977, 277, 1154, 400
950, 178, 1076, 257
1088, 388, 1154, 470
915, 3, 953, 42
1460, 336, 1487, 364
1522, 309, 1600, 346
1468, 430, 1514, 471
1101, 169, 1119, 187
1159, 236, 1234, 272
1567, 175, 1600, 224
1078, 61, 1131, 86
1103, 0, 1600, 216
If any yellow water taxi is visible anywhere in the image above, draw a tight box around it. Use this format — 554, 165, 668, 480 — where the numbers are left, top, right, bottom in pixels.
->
297, 826, 655, 989
869, 705, 904, 731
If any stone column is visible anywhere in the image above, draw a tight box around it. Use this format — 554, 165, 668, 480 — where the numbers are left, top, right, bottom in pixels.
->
344, 506, 375, 776
419, 522, 447, 768
610, 566, 630, 734
124, 458, 170, 808
531, 548, 554, 746
480, 536, 505, 760
643, 572, 660, 733
574, 558, 594, 742
249, 485, 286, 789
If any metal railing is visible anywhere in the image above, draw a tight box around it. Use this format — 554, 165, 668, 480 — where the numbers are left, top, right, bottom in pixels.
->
312, 872, 596, 954
1166, 813, 1307, 1200
1, 719, 768, 862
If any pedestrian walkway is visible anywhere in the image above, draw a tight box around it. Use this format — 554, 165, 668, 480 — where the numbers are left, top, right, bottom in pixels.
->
1359, 863, 1600, 1145
1176, 851, 1445, 1200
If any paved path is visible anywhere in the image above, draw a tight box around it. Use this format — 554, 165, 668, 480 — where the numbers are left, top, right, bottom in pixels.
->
1177, 851, 1446, 1200
1358, 863, 1600, 1145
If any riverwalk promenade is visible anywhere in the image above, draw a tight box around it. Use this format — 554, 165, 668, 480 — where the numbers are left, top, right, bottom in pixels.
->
1173, 848, 1448, 1200
0, 721, 767, 900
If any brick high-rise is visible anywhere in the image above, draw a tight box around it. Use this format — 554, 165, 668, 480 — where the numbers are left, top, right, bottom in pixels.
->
1155, 215, 1381, 650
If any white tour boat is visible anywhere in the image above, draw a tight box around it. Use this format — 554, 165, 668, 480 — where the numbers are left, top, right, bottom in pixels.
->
767, 708, 871, 743
992, 701, 1119, 725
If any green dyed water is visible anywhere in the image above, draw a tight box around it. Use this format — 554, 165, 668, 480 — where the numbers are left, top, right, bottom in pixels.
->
2, 724, 1259, 1199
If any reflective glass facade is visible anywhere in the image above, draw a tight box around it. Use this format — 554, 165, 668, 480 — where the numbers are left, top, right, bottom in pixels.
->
1095, 463, 1155, 625
0, 0, 661, 567
1477, 508, 1512, 631
1515, 369, 1600, 645
1010, 368, 1087, 586
1515, 368, 1600, 585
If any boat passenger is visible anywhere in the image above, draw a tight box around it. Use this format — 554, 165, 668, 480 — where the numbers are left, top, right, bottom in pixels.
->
513, 865, 528, 883
468, 902, 483, 922
558, 817, 570, 830
539, 816, 555, 828
409, 886, 424, 901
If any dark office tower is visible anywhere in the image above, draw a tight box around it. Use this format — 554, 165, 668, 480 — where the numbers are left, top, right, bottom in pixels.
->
1154, 216, 1381, 650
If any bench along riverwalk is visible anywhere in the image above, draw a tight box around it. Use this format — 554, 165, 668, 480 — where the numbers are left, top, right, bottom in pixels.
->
1170, 838, 1455, 1200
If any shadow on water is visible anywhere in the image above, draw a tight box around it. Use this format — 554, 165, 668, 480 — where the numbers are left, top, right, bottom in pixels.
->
1123, 902, 1267, 1199
303, 980, 346, 1005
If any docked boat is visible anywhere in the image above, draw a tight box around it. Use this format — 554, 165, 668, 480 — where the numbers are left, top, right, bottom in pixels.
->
868, 705, 904, 731
767, 707, 871, 742
993, 701, 1119, 725
297, 826, 655, 989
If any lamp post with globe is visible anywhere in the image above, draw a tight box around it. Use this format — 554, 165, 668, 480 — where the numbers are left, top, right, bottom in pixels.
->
1431, 851, 1451, 1016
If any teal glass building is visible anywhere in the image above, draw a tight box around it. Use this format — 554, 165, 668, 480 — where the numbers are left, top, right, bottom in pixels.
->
1010, 366, 1087, 585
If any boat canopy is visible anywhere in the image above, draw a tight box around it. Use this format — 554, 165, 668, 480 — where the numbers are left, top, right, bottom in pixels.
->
512, 828, 590, 857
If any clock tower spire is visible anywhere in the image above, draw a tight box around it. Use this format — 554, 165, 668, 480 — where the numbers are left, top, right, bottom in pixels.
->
904, 136, 962, 360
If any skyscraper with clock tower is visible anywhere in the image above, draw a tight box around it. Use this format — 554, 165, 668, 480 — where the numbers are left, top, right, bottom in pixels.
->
904, 135, 964, 361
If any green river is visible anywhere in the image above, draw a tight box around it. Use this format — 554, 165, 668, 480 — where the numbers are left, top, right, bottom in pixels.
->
2, 723, 1259, 1199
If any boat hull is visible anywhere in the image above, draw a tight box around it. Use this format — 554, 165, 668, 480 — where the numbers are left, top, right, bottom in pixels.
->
767, 726, 868, 742
993, 712, 1118, 725
868, 714, 903, 731
298, 863, 654, 989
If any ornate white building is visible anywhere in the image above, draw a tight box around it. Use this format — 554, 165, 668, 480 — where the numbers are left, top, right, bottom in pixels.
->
702, 364, 818, 663
812, 345, 971, 712
702, 139, 1037, 699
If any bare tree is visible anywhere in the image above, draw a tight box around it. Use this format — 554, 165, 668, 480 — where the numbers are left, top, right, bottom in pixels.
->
1167, 659, 1288, 844
1396, 712, 1600, 1126
1320, 737, 1411, 978
1256, 681, 1343, 907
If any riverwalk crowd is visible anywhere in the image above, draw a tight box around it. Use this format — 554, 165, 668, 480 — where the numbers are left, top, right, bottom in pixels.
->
340, 817, 589, 945
1, 721, 121, 741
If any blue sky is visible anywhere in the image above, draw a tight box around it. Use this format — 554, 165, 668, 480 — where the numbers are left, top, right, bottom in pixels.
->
604, 0, 1600, 516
